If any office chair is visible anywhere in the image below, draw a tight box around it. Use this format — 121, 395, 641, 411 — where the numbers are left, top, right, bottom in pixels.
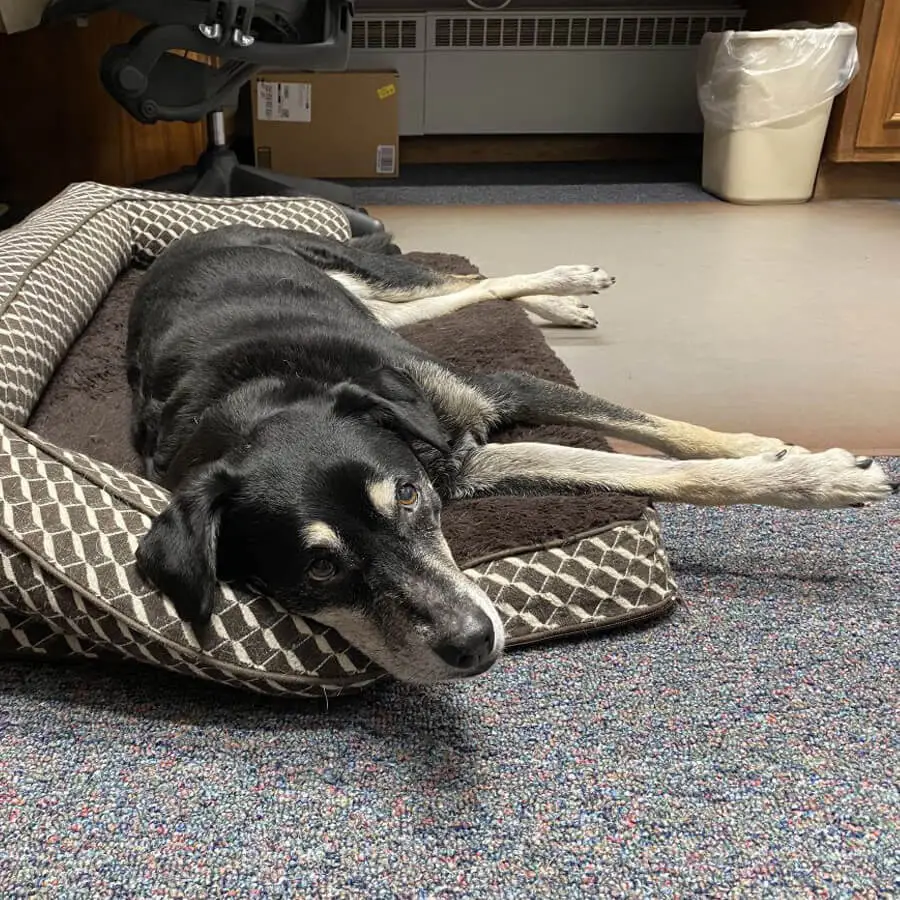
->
45, 1, 383, 235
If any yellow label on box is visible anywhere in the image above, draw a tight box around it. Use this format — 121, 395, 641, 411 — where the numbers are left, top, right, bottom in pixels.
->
377, 84, 396, 100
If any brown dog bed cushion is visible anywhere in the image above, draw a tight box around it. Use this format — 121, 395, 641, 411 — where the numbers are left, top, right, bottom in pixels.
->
0, 185, 675, 697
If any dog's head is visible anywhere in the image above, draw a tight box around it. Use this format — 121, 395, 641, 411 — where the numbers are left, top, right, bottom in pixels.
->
136, 365, 504, 683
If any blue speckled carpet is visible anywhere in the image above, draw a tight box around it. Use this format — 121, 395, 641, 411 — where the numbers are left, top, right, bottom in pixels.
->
346, 161, 713, 207
1, 461, 897, 898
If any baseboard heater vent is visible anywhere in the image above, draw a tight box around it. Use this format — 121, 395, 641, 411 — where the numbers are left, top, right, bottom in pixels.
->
351, 18, 420, 50
430, 13, 744, 50
348, 7, 746, 136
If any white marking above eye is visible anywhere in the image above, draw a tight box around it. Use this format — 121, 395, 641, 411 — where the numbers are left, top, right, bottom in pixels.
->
366, 479, 397, 518
302, 521, 343, 550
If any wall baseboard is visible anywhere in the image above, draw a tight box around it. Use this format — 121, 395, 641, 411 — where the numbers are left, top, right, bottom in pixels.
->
814, 161, 900, 200
400, 134, 702, 166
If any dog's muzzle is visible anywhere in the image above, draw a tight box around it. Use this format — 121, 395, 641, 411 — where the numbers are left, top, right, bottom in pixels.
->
376, 554, 505, 681
316, 543, 506, 683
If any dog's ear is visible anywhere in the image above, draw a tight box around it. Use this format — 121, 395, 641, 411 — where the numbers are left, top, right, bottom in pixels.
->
136, 464, 234, 625
332, 366, 450, 454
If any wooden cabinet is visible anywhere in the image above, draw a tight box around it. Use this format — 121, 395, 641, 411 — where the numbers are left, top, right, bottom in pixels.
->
822, 0, 900, 161
852, 0, 900, 154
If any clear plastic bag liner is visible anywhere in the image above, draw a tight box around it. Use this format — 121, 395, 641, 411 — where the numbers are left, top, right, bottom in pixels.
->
697, 24, 859, 130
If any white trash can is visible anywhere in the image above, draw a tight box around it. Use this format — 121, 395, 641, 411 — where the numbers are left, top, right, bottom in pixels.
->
698, 24, 859, 204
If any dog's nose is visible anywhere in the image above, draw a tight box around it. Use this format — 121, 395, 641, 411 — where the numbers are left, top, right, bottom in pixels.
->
434, 612, 495, 672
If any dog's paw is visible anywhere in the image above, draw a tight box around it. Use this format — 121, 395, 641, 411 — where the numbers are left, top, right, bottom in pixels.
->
517, 295, 599, 329
541, 265, 616, 296
721, 433, 812, 459
754, 448, 897, 509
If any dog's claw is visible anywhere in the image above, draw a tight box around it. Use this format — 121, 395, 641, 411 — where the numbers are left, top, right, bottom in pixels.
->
892, 482, 900, 494
856, 457, 874, 469
774, 448, 789, 460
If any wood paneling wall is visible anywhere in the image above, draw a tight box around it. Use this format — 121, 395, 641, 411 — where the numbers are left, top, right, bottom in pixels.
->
0, 12, 205, 211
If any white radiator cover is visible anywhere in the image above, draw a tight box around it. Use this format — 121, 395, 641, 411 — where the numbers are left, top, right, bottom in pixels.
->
348, 7, 745, 136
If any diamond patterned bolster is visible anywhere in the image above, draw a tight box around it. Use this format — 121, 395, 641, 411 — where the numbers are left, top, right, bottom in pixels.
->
0, 183, 677, 696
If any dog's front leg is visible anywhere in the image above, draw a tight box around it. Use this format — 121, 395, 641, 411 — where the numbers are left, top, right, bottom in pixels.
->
454, 442, 897, 509
471, 372, 834, 461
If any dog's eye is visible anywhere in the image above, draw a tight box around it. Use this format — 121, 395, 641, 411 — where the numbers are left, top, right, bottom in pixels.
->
307, 557, 337, 582
396, 483, 419, 507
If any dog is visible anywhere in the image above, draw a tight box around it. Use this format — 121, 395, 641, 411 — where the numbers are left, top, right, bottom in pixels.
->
128, 225, 897, 684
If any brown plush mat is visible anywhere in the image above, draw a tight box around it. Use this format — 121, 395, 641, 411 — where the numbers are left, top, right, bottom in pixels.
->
28, 252, 649, 567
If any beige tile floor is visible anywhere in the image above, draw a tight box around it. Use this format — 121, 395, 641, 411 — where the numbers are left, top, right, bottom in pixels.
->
369, 201, 900, 456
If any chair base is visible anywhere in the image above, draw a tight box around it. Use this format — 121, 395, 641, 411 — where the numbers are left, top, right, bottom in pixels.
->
135, 145, 384, 237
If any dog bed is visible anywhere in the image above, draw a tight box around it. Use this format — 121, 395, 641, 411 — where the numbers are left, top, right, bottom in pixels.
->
0, 183, 676, 697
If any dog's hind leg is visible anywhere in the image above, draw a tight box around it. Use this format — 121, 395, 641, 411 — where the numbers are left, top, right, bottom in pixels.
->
372, 294, 598, 329
365, 294, 500, 328
386, 264, 614, 303
470, 370, 873, 463
362, 266, 617, 327
453, 442, 897, 510
515, 294, 599, 329
373, 294, 601, 329
335, 262, 614, 307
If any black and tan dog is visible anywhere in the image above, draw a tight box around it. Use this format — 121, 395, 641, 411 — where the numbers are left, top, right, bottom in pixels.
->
128, 225, 896, 683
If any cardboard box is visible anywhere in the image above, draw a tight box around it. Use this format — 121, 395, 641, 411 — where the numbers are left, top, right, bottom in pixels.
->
252, 71, 398, 180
